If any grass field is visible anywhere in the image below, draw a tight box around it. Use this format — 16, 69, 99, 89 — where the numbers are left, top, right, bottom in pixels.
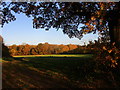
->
15, 54, 94, 80
13, 54, 92, 58
2, 54, 116, 88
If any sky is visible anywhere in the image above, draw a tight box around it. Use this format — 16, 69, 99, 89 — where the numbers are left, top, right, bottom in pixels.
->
1, 13, 99, 46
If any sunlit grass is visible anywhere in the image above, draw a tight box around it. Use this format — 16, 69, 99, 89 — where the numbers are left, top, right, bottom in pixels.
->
0, 60, 2, 63
13, 54, 93, 58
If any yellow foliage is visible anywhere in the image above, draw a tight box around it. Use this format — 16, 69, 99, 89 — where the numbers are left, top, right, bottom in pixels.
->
96, 11, 101, 17
103, 46, 107, 50
91, 16, 96, 21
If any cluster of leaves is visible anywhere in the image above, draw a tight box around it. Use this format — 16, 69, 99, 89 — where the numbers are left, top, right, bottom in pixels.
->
1, 2, 117, 39
84, 38, 120, 71
93, 42, 120, 71
102, 43, 120, 68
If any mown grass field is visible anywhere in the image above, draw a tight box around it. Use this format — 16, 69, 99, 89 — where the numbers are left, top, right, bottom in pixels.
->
13, 54, 92, 58
2, 54, 116, 88
14, 54, 94, 80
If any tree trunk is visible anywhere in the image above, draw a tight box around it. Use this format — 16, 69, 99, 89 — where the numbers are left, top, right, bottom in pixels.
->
109, 18, 120, 47
108, 3, 120, 47
0, 35, 12, 58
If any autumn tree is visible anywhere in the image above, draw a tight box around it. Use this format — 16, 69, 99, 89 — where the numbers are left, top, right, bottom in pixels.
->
30, 47, 38, 55
23, 44, 31, 55
67, 44, 78, 51
8, 43, 80, 55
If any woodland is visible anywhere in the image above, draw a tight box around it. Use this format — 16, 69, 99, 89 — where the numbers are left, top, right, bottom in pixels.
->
1, 1, 120, 88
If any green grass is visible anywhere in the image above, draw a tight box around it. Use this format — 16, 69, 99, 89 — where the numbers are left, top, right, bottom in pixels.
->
15, 54, 94, 81
3, 54, 117, 88
3, 54, 95, 88
13, 54, 93, 58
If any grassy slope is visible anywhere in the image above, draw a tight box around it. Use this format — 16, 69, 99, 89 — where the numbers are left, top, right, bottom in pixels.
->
2, 54, 115, 88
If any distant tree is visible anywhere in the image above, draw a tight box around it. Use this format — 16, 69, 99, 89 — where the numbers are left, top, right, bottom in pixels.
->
49, 45, 58, 54
36, 43, 44, 54
23, 44, 31, 55
30, 48, 38, 55
17, 45, 24, 55
8, 44, 17, 55
9, 49, 17, 56
67, 44, 78, 51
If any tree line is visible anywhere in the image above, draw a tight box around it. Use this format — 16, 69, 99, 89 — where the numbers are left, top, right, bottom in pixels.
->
8, 42, 95, 56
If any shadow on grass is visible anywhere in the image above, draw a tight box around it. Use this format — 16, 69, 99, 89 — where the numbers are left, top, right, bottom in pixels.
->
17, 56, 95, 81
3, 55, 117, 88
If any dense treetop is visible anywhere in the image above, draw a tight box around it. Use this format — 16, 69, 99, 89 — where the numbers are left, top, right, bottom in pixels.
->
1, 2, 119, 39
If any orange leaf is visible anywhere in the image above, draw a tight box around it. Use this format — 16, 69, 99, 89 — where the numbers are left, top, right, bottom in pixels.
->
111, 60, 115, 63
91, 16, 96, 21
103, 46, 107, 50
108, 50, 112, 53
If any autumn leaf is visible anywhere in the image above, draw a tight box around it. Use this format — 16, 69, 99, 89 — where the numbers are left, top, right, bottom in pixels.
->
111, 60, 115, 63
103, 46, 107, 50
91, 16, 96, 21
108, 49, 112, 53
85, 23, 89, 26
112, 42, 115, 46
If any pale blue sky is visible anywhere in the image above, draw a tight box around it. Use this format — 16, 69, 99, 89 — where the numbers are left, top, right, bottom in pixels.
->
1, 13, 99, 46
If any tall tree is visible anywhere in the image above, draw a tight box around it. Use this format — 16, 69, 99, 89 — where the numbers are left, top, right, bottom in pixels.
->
1, 2, 120, 47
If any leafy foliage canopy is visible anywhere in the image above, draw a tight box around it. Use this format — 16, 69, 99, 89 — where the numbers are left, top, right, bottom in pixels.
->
1, 2, 117, 39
